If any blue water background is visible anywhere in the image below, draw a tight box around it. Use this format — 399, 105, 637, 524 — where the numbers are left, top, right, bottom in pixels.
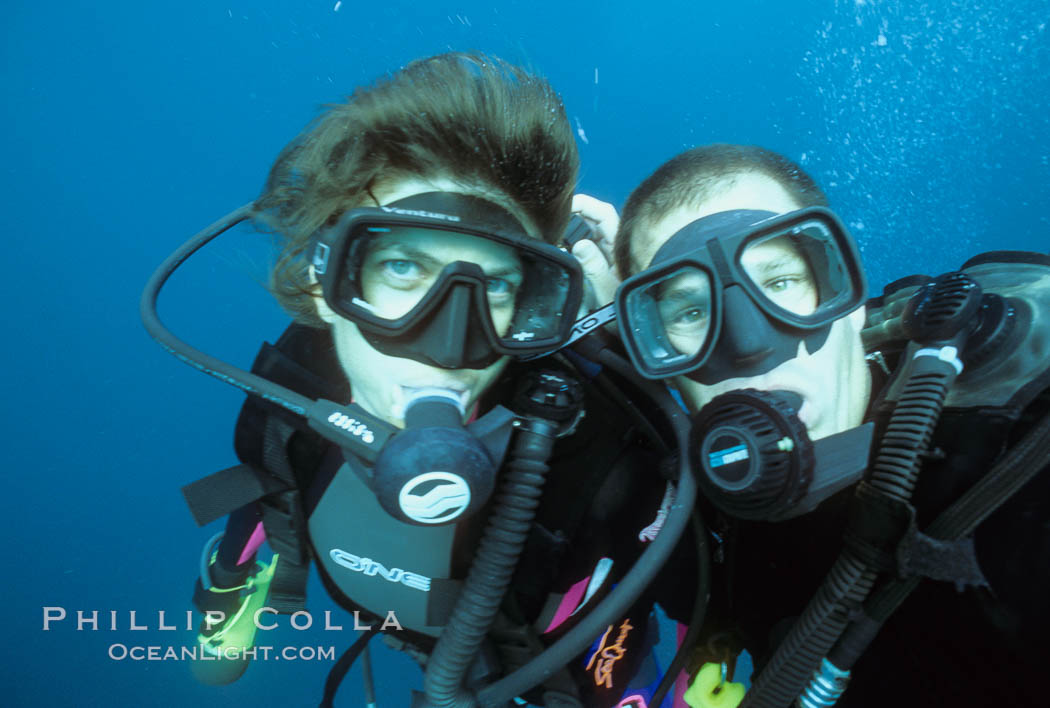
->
4, 1, 1047, 706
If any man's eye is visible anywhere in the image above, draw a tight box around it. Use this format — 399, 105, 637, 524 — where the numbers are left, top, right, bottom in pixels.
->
765, 276, 800, 293
671, 306, 708, 325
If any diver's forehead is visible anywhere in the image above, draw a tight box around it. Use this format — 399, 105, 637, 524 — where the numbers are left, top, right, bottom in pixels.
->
371, 175, 463, 205
741, 235, 809, 269
367, 228, 520, 267
631, 173, 803, 272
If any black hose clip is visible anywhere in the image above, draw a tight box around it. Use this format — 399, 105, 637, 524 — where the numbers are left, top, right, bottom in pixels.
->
843, 481, 916, 575
512, 369, 586, 437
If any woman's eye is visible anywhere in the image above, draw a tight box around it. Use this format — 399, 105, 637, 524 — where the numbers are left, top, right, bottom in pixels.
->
486, 277, 514, 297
382, 259, 422, 280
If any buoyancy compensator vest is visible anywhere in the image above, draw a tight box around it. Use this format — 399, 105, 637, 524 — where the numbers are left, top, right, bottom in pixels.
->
181, 321, 697, 708
728, 251, 1050, 708
858, 251, 1050, 600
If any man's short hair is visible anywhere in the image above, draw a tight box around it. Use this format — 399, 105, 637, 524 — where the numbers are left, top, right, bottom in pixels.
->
614, 144, 828, 277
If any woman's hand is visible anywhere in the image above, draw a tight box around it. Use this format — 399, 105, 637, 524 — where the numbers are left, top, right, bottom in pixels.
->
570, 194, 622, 311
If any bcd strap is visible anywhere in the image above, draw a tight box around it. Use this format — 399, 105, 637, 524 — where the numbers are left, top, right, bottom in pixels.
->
425, 578, 465, 627
488, 614, 583, 707
256, 416, 312, 613
181, 463, 288, 527
222, 325, 344, 613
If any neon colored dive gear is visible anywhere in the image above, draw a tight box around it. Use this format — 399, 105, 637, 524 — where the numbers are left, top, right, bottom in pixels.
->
191, 555, 277, 686
684, 662, 746, 708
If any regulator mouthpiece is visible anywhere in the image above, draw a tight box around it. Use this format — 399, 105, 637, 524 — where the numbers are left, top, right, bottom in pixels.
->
691, 389, 873, 521
373, 390, 496, 526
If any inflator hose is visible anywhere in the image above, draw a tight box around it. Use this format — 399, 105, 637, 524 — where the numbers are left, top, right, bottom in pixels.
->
421, 417, 559, 708
829, 406, 1050, 671
742, 352, 959, 708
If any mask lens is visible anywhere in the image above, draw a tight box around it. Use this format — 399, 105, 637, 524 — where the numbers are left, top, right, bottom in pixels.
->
343, 225, 522, 324
625, 265, 715, 371
740, 219, 853, 321
502, 251, 574, 343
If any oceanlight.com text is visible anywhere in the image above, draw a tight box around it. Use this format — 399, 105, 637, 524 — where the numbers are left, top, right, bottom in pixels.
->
108, 644, 337, 662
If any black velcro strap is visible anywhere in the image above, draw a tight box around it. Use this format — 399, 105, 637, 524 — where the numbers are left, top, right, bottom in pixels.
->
181, 464, 289, 527
259, 489, 308, 564
843, 482, 915, 573
269, 555, 311, 614
896, 527, 989, 590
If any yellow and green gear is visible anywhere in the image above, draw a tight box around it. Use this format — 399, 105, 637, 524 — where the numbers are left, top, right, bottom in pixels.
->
190, 554, 278, 686
683, 662, 747, 708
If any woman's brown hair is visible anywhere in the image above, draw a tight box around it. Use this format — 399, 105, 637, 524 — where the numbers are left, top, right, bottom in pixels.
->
254, 52, 579, 326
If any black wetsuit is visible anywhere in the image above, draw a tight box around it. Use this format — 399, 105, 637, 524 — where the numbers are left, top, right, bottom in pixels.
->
721, 364, 1050, 705
203, 326, 693, 707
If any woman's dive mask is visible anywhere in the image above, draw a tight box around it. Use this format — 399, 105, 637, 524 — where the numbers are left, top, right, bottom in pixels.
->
311, 192, 585, 370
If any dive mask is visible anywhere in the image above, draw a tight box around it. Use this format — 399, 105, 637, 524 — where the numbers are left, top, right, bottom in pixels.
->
616, 207, 867, 383
311, 192, 584, 370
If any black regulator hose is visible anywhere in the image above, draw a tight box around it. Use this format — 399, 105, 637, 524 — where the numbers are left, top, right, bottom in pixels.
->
647, 509, 712, 708
743, 273, 987, 708
421, 416, 560, 708
473, 346, 699, 706
744, 351, 960, 707
140, 204, 316, 419
743, 349, 964, 708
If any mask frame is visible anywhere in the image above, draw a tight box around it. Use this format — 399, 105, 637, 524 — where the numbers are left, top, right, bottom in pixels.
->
311, 192, 584, 368
616, 206, 868, 380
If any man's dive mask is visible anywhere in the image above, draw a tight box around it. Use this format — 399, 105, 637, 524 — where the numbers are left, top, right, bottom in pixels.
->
311, 192, 584, 370
616, 207, 868, 383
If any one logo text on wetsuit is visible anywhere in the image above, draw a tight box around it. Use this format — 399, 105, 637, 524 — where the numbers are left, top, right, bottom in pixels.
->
329, 549, 431, 592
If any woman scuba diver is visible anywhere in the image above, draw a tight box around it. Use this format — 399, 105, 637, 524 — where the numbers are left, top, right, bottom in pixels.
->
141, 53, 699, 708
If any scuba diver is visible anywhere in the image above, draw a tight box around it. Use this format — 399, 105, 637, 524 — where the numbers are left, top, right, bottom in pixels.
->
588, 143, 1050, 706
141, 53, 703, 708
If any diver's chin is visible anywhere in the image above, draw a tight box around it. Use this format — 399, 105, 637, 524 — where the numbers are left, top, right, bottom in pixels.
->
796, 398, 816, 429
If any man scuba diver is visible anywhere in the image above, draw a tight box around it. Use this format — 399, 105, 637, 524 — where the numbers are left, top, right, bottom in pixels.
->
605, 143, 1050, 706
141, 53, 701, 708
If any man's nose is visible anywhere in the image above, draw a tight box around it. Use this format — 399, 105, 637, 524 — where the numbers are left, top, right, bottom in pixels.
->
720, 285, 776, 365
